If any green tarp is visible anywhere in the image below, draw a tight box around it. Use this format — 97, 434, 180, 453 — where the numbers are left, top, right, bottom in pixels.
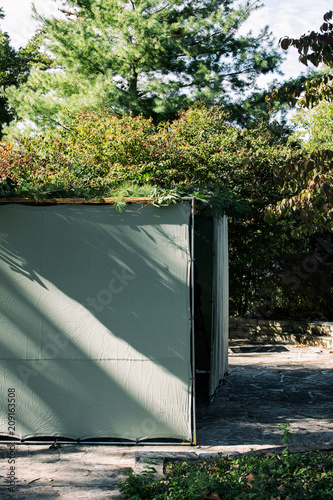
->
210, 216, 229, 398
0, 203, 192, 441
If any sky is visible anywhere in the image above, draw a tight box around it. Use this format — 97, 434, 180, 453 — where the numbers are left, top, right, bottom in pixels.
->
0, 0, 331, 89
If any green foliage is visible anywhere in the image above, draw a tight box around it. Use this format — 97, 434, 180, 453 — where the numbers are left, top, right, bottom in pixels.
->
267, 149, 333, 235
275, 10, 333, 109
120, 464, 158, 499
251, 230, 333, 320
119, 450, 333, 499
280, 10, 333, 67
0, 8, 52, 135
292, 100, 333, 152
6, 0, 283, 128
1, 105, 302, 204
279, 422, 292, 455
268, 9, 333, 111
266, 11, 333, 234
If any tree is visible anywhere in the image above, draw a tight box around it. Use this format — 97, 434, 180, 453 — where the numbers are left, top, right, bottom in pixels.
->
266, 11, 333, 235
291, 100, 333, 152
273, 10, 333, 108
0, 11, 17, 131
0, 8, 51, 135
6, 0, 283, 128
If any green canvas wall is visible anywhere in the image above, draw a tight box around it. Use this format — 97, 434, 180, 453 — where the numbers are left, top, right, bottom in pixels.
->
0, 203, 192, 441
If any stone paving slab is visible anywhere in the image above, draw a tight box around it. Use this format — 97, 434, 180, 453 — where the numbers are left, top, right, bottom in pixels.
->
0, 445, 136, 499
196, 342, 333, 448
0, 342, 332, 499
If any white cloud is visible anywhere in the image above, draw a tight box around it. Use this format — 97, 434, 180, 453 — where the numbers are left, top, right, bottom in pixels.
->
239, 0, 331, 87
0, 0, 57, 48
246, 0, 330, 40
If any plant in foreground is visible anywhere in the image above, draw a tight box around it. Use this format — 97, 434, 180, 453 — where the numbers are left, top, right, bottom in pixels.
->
119, 450, 333, 499
279, 422, 292, 455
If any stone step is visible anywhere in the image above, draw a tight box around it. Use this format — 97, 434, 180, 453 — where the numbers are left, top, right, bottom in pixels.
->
240, 333, 333, 348
229, 319, 333, 338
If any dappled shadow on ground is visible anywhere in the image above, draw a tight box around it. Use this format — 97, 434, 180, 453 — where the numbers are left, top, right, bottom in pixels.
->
196, 353, 333, 447
0, 464, 130, 499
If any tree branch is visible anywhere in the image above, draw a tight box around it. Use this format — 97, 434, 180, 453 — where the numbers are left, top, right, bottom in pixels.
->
75, 53, 106, 75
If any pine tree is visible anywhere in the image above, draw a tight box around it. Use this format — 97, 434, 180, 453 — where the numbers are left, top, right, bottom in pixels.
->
0, 8, 51, 135
7, 0, 282, 128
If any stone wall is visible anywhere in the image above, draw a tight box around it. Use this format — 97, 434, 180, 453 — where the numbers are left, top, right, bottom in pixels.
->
229, 318, 333, 346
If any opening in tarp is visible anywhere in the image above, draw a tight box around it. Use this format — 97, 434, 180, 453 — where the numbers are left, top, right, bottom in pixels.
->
210, 216, 229, 398
193, 215, 229, 399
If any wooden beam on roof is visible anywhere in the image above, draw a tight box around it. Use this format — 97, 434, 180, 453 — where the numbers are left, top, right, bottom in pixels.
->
0, 197, 155, 205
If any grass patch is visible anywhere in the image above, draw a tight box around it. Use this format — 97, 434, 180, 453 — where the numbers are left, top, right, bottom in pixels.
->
119, 450, 333, 499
